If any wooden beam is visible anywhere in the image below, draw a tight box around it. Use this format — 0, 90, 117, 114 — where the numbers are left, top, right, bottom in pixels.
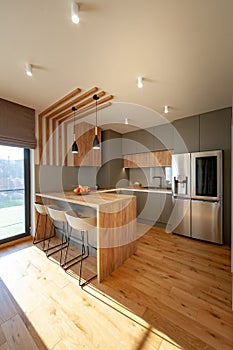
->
39, 88, 81, 118
64, 102, 112, 129
43, 87, 99, 120
55, 94, 113, 125
51, 90, 107, 124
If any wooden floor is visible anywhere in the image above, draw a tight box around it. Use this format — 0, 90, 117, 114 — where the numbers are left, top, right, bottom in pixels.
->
0, 226, 232, 350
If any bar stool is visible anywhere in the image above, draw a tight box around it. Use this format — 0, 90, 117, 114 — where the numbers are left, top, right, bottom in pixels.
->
64, 210, 97, 287
34, 202, 55, 250
45, 205, 68, 266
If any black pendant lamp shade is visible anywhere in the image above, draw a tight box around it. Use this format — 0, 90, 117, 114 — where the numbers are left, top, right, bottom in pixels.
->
71, 106, 78, 154
93, 94, 100, 149
72, 140, 78, 153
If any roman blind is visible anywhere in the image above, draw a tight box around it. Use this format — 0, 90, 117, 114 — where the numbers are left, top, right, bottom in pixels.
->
0, 98, 36, 149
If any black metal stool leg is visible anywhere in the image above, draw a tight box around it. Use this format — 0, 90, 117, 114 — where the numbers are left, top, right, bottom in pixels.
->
45, 221, 68, 264
62, 227, 87, 270
42, 214, 48, 250
33, 213, 40, 245
79, 231, 85, 286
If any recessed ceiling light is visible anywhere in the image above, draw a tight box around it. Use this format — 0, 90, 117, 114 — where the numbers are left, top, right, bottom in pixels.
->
164, 105, 169, 114
71, 2, 80, 24
25, 63, 32, 77
137, 76, 143, 88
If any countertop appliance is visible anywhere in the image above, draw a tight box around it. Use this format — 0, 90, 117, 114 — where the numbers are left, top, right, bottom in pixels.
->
171, 150, 223, 244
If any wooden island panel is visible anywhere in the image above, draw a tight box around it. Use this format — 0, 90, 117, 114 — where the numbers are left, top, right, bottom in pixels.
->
98, 196, 136, 281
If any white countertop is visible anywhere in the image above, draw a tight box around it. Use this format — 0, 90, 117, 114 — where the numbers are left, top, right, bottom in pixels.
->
99, 187, 172, 195
35, 190, 136, 209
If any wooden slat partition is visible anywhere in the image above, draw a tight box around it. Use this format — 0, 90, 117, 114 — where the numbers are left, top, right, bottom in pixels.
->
38, 87, 114, 165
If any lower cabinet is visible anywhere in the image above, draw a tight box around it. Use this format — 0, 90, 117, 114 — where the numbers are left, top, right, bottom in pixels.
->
136, 192, 173, 227
117, 190, 173, 228
160, 194, 173, 225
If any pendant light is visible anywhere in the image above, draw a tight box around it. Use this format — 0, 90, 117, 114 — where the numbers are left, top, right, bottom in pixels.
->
71, 106, 78, 153
93, 94, 100, 149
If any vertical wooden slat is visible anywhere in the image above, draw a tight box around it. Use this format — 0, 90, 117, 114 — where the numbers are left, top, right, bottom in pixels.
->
45, 117, 50, 165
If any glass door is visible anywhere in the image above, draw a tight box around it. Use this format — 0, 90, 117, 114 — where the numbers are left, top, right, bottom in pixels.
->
191, 150, 222, 201
0, 145, 30, 243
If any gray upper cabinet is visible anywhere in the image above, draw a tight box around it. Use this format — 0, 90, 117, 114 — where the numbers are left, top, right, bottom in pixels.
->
152, 123, 174, 151
200, 107, 232, 246
135, 129, 154, 153
122, 132, 138, 155
122, 124, 173, 155
173, 115, 200, 154
200, 108, 231, 151
122, 129, 154, 154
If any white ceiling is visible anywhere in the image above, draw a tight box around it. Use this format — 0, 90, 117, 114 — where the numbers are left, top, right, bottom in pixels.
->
0, 0, 232, 133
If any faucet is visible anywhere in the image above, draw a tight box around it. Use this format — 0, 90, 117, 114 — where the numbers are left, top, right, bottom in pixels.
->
152, 176, 163, 188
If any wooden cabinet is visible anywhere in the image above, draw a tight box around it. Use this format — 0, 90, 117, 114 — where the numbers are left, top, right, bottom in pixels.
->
124, 150, 172, 168
154, 150, 172, 166
124, 152, 155, 168
73, 122, 101, 166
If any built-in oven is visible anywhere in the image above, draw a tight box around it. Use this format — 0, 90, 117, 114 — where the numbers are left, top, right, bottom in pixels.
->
191, 150, 222, 201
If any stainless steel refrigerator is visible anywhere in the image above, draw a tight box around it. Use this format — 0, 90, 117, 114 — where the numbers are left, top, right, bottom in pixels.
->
171, 150, 223, 244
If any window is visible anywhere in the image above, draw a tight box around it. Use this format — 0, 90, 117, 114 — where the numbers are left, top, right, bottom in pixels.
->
0, 145, 30, 243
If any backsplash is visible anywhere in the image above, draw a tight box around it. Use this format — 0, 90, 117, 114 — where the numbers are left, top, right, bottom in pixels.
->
129, 167, 172, 188
35, 165, 98, 193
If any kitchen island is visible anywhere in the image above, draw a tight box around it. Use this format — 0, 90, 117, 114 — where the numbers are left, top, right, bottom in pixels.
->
35, 191, 136, 282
